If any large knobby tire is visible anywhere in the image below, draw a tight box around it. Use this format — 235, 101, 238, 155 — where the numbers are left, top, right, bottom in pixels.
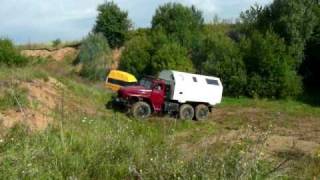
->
179, 104, 194, 120
131, 101, 151, 119
195, 104, 209, 121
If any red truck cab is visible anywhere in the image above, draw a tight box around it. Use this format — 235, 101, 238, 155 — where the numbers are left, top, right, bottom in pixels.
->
116, 77, 168, 112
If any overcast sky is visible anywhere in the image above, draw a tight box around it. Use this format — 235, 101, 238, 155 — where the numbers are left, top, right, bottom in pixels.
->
0, 0, 272, 44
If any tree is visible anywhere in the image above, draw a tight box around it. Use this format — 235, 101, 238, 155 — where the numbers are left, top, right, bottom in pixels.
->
93, 1, 131, 49
267, 0, 317, 66
52, 38, 61, 47
151, 3, 204, 48
78, 33, 111, 80
239, 4, 264, 35
301, 3, 320, 89
195, 30, 247, 96
241, 0, 317, 67
0, 38, 28, 67
151, 42, 194, 74
119, 34, 152, 78
240, 31, 302, 98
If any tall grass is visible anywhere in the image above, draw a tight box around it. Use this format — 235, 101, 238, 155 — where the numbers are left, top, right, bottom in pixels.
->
0, 111, 275, 179
0, 59, 319, 179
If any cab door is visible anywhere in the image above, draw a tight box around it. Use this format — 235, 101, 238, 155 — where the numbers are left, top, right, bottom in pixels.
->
150, 83, 165, 112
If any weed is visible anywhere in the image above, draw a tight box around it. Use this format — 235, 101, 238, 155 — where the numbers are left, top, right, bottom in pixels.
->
0, 86, 29, 111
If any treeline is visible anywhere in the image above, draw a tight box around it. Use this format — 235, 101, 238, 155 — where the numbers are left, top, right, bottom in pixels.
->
2, 0, 319, 99
91, 0, 319, 99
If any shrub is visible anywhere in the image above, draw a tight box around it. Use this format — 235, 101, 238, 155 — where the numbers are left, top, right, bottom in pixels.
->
0, 38, 28, 66
119, 34, 152, 78
120, 30, 194, 77
195, 30, 247, 96
240, 31, 302, 98
52, 39, 61, 47
78, 33, 111, 80
151, 42, 194, 74
93, 1, 131, 49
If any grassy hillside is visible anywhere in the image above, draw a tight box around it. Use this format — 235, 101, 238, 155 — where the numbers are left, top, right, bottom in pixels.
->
0, 60, 319, 179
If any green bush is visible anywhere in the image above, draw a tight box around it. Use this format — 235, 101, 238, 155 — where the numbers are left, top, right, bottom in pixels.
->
0, 38, 28, 66
93, 1, 131, 49
78, 33, 111, 80
195, 30, 247, 96
240, 31, 302, 98
119, 34, 152, 78
120, 30, 194, 77
151, 42, 194, 74
52, 39, 61, 47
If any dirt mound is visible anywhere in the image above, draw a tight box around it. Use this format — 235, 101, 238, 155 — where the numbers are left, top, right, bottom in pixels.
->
0, 77, 64, 131
21, 47, 78, 61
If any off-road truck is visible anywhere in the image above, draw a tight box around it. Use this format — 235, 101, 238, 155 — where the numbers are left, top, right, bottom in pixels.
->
112, 70, 223, 120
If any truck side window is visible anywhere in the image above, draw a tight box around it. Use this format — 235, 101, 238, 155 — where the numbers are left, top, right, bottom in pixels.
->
193, 77, 197, 82
153, 84, 162, 91
206, 79, 219, 86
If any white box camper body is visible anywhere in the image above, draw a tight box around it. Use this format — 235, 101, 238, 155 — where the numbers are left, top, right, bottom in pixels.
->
159, 70, 223, 106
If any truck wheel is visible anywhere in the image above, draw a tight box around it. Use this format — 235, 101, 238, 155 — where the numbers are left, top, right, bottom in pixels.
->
131, 102, 151, 119
179, 104, 194, 120
195, 104, 209, 121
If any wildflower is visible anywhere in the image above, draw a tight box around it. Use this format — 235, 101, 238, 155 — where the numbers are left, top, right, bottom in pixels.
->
0, 139, 3, 143
193, 174, 196, 178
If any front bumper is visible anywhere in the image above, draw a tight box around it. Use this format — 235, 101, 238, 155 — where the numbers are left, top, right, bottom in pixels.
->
113, 97, 129, 106
107, 96, 130, 111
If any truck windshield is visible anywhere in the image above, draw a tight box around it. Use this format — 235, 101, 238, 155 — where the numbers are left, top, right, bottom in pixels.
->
139, 78, 153, 89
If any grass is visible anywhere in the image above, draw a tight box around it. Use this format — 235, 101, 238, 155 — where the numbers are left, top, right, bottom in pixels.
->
0, 112, 274, 179
0, 86, 29, 111
0, 60, 319, 179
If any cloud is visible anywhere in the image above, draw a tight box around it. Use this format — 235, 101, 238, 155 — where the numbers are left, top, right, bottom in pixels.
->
0, 0, 272, 43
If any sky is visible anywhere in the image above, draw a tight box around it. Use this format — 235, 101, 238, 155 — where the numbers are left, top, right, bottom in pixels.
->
0, 0, 272, 44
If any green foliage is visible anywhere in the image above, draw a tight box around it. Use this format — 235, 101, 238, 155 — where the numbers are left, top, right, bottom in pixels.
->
266, 0, 317, 65
120, 32, 194, 77
93, 1, 131, 49
151, 42, 194, 73
78, 33, 111, 80
195, 29, 247, 96
241, 0, 318, 67
301, 3, 320, 89
52, 38, 61, 47
0, 38, 28, 66
240, 31, 302, 98
119, 34, 152, 78
151, 3, 204, 48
